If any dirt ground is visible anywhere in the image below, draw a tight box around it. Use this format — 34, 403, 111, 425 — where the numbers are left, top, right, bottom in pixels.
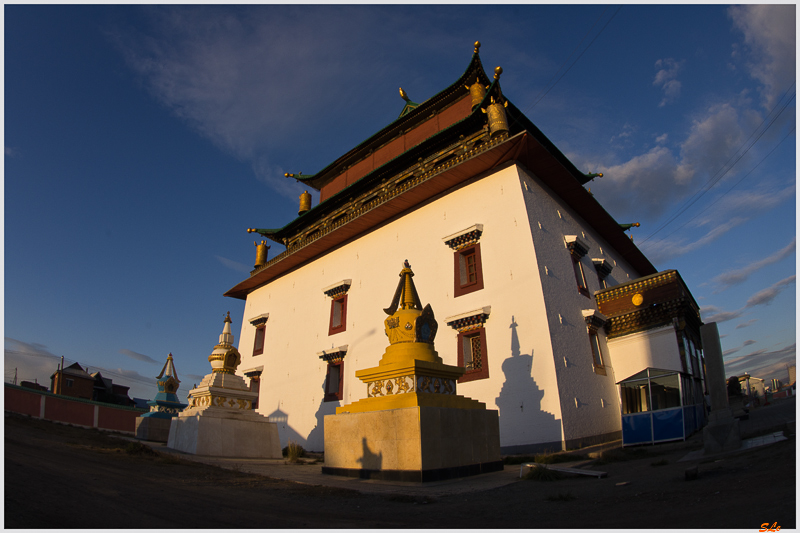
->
4, 413, 795, 529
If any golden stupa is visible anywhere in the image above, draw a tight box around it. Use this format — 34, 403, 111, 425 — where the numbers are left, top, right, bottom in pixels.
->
323, 261, 501, 482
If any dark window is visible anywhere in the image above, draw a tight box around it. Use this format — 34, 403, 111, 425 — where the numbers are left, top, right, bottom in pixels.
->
328, 294, 348, 335
324, 361, 344, 402
457, 327, 489, 383
66, 379, 74, 388
454, 244, 484, 297
253, 325, 266, 356
572, 254, 589, 297
589, 331, 603, 367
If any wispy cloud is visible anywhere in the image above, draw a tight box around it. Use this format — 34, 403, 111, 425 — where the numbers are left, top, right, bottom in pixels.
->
701, 276, 796, 323
215, 255, 251, 273
653, 58, 683, 107
640, 183, 794, 264
729, 4, 796, 110
119, 348, 159, 364
5, 146, 19, 157
735, 319, 758, 329
712, 237, 796, 291
745, 275, 796, 307
724, 343, 796, 381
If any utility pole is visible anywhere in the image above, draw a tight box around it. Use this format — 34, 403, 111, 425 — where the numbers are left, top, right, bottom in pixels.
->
13, 368, 17, 386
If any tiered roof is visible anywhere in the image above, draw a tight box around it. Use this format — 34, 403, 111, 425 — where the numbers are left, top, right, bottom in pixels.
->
226, 42, 656, 300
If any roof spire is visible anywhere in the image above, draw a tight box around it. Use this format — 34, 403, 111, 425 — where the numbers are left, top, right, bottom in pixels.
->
474, 41, 481, 54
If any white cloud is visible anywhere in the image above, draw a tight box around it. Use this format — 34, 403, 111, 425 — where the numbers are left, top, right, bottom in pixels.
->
735, 319, 758, 330
724, 343, 796, 381
729, 4, 796, 110
745, 275, 796, 307
119, 348, 159, 364
700, 276, 795, 325
653, 58, 683, 107
639, 183, 794, 264
5, 146, 19, 157
215, 255, 251, 273
712, 237, 796, 290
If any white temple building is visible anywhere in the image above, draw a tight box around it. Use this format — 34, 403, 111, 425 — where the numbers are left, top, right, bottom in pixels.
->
224, 42, 707, 453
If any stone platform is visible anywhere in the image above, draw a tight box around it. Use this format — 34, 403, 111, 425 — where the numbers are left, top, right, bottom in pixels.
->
168, 408, 281, 458
323, 405, 502, 482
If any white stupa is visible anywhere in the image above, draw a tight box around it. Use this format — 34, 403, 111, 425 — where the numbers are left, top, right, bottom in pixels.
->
167, 312, 281, 458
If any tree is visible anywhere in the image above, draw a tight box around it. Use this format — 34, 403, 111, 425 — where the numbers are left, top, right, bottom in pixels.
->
727, 376, 742, 397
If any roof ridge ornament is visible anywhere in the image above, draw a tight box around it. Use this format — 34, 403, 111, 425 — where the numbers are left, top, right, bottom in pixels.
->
398, 88, 421, 118
474, 41, 481, 54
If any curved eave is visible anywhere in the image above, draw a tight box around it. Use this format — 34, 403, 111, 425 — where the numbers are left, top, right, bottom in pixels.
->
505, 100, 595, 185
224, 131, 655, 300
298, 52, 491, 191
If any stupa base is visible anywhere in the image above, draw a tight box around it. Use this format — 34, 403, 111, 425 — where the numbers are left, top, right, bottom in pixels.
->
323, 405, 501, 482
135, 416, 173, 443
167, 408, 281, 458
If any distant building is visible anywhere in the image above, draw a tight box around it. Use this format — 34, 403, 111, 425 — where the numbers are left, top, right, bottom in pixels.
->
788, 365, 796, 386
90, 371, 135, 406
50, 362, 95, 400
738, 374, 765, 401
20, 380, 48, 392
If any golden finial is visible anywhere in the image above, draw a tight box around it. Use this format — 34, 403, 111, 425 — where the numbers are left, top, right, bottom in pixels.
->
474, 41, 481, 54
399, 87, 410, 102
494, 66, 503, 80
225, 311, 231, 323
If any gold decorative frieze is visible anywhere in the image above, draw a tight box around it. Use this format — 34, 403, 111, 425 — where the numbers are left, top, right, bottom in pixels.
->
365, 374, 457, 397
249, 129, 510, 277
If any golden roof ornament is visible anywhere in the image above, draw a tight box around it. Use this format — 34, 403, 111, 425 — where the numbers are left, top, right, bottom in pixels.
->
474, 41, 481, 54
254, 240, 270, 269
298, 190, 311, 215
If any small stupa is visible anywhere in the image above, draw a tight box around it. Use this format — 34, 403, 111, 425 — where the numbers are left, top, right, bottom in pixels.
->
167, 312, 281, 458
135, 353, 188, 442
323, 261, 501, 481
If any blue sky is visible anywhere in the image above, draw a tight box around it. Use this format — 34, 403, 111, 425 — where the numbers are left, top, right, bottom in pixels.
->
4, 5, 795, 400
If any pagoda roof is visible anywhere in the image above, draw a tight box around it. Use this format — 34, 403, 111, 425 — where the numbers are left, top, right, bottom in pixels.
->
226, 43, 656, 300
289, 46, 493, 192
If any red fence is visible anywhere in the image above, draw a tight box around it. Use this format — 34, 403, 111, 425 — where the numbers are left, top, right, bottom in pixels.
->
4, 384, 147, 434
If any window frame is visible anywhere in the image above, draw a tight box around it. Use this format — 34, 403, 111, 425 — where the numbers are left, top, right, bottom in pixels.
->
328, 294, 348, 336
253, 325, 266, 356
454, 243, 485, 297
457, 326, 489, 383
572, 254, 590, 297
323, 360, 344, 402
588, 329, 606, 375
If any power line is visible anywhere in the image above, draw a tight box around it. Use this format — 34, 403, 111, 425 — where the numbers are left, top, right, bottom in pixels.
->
641, 125, 795, 247
639, 85, 796, 245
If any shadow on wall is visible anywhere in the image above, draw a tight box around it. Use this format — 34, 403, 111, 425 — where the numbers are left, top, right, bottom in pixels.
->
495, 315, 563, 453
356, 437, 382, 470
306, 377, 339, 452
268, 377, 339, 453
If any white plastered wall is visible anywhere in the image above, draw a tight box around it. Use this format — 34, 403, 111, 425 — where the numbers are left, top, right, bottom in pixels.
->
606, 325, 682, 383
516, 165, 643, 445
236, 163, 566, 451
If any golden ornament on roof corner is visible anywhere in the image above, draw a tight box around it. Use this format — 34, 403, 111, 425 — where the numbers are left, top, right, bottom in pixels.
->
298, 190, 311, 215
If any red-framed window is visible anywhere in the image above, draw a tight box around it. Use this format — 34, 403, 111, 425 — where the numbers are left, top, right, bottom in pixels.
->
253, 325, 266, 356
454, 244, 484, 297
572, 254, 589, 297
457, 327, 489, 383
328, 294, 348, 335
324, 361, 344, 402
588, 330, 607, 375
